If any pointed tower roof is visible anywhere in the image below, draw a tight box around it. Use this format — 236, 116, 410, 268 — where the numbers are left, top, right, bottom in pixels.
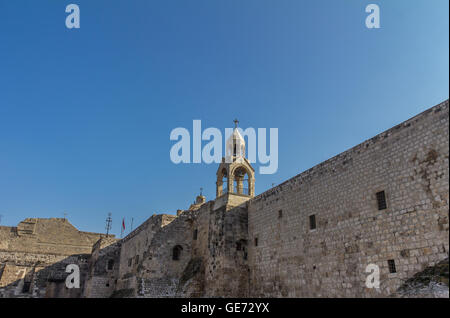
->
225, 119, 246, 159
227, 127, 245, 145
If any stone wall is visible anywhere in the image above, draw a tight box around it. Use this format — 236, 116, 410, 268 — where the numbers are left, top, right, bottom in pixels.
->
109, 196, 251, 298
0, 218, 110, 297
247, 100, 449, 297
205, 203, 250, 297
136, 211, 197, 297
83, 237, 121, 298
115, 214, 177, 295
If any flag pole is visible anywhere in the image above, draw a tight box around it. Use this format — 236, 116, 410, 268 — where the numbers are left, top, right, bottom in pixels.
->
131, 217, 134, 233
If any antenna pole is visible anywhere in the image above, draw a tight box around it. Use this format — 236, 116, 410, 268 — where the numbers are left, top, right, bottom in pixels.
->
105, 213, 112, 237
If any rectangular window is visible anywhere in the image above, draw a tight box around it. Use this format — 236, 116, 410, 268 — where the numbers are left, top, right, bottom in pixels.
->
193, 229, 198, 240
376, 191, 387, 210
278, 210, 283, 219
309, 215, 316, 230
128, 258, 132, 267
22, 282, 31, 293
388, 259, 396, 273
107, 259, 114, 270
254, 237, 258, 247
135, 255, 139, 264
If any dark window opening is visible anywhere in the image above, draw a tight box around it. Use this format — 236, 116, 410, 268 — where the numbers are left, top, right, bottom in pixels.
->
128, 258, 132, 267
309, 215, 316, 230
107, 259, 114, 270
173, 245, 183, 261
135, 255, 139, 264
254, 237, 258, 247
193, 229, 198, 240
376, 191, 387, 210
22, 281, 31, 293
236, 241, 242, 251
233, 144, 237, 156
388, 259, 396, 273
106, 283, 110, 287
278, 210, 283, 219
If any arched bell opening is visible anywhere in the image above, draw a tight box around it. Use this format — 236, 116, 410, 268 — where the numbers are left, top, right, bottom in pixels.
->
216, 168, 229, 197
232, 166, 251, 196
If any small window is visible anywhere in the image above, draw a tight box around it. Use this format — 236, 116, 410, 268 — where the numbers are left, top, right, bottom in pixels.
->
236, 241, 242, 251
173, 245, 183, 261
193, 229, 198, 240
388, 259, 396, 273
254, 237, 258, 247
128, 258, 132, 267
376, 191, 387, 210
107, 259, 114, 270
278, 210, 283, 219
309, 215, 316, 230
135, 255, 139, 264
22, 282, 31, 293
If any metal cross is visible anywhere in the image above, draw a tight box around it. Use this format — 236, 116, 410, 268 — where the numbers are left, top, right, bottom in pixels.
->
233, 119, 239, 128
200, 187, 203, 196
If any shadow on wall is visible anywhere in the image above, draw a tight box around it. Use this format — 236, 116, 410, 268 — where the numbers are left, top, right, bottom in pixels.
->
0, 254, 90, 298
0, 239, 122, 298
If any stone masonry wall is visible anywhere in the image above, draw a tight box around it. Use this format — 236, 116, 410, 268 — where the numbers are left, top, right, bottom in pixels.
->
137, 210, 197, 297
116, 214, 176, 295
205, 203, 250, 297
83, 237, 121, 298
248, 100, 449, 297
0, 218, 108, 297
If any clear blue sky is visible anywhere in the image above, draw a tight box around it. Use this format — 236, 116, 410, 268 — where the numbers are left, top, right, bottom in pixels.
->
0, 0, 448, 236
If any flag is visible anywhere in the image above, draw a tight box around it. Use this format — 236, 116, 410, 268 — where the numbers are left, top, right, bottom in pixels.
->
122, 218, 125, 230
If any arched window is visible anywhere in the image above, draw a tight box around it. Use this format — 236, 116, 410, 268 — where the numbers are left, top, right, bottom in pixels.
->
172, 245, 183, 261
233, 167, 250, 195
218, 168, 228, 195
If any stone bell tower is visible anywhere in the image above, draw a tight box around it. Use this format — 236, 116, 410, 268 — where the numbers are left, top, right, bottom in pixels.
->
215, 120, 255, 201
